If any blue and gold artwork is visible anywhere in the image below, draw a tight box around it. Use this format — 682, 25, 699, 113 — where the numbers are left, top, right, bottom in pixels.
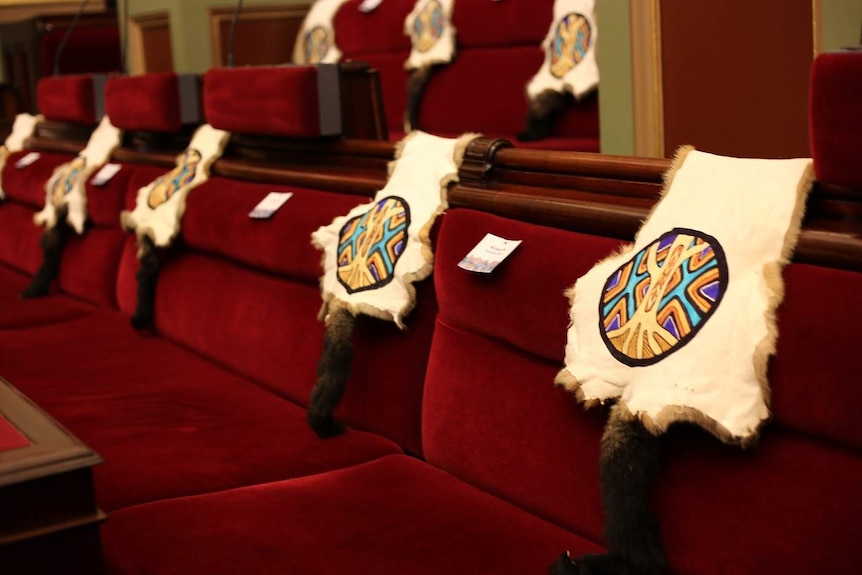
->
336, 196, 411, 293
600, 228, 728, 366
147, 148, 201, 209
50, 157, 87, 207
303, 25, 331, 63
413, 0, 445, 53
550, 13, 592, 79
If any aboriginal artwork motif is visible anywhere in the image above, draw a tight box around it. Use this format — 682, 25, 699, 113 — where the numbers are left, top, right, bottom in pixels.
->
336, 196, 411, 293
412, 0, 445, 53
147, 149, 201, 209
303, 26, 331, 63
550, 12, 592, 79
50, 157, 86, 207
599, 228, 728, 367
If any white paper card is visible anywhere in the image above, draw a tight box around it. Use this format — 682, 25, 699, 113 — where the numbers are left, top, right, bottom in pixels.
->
359, 0, 383, 12
15, 152, 40, 169
91, 163, 122, 186
249, 192, 293, 219
458, 233, 522, 273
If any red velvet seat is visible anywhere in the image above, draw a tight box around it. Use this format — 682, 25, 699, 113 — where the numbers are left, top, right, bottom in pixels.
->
0, 312, 400, 512
103, 455, 605, 575
0, 265, 96, 329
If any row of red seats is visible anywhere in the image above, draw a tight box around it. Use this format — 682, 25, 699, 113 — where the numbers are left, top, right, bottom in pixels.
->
0, 52, 860, 574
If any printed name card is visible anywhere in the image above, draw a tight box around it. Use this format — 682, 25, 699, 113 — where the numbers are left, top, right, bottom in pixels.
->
359, 0, 383, 12
249, 192, 293, 219
15, 152, 40, 169
458, 233, 522, 273
91, 163, 122, 186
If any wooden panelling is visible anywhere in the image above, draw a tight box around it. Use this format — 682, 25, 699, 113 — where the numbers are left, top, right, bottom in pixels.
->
0, 1, 107, 25
209, 4, 310, 68
128, 11, 172, 74
630, 0, 664, 158
660, 0, 814, 159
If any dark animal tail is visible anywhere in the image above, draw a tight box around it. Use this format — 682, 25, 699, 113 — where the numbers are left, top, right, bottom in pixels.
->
130, 235, 160, 330
518, 89, 568, 142
599, 404, 666, 574
405, 65, 435, 133
307, 304, 355, 438
549, 404, 666, 575
21, 208, 72, 299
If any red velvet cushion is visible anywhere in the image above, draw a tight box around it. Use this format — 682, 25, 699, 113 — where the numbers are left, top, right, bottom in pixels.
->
656, 427, 862, 575
37, 75, 97, 125
435, 209, 622, 363
153, 251, 324, 405
0, 265, 96, 329
0, 313, 400, 512
2, 150, 77, 208
105, 73, 182, 133
204, 66, 321, 136
102, 455, 605, 575
182, 178, 364, 282
810, 51, 862, 187
57, 228, 126, 308
150, 246, 432, 455
454, 0, 552, 47
334, 0, 414, 55
115, 235, 139, 317
425, 209, 862, 574
39, 27, 121, 77
418, 47, 598, 141
84, 161, 133, 228
0, 201, 43, 274
770, 263, 862, 451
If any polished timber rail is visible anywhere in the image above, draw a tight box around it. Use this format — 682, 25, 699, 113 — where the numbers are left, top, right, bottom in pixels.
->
17, 131, 862, 271
452, 138, 862, 272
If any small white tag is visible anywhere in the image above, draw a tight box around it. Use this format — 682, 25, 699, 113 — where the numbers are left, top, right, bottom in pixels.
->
14, 152, 40, 169
358, 0, 383, 12
249, 192, 293, 219
458, 233, 522, 273
90, 163, 122, 186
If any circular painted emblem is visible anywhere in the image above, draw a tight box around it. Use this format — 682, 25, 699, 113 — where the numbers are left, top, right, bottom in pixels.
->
599, 228, 728, 367
303, 25, 331, 64
413, 0, 445, 53
336, 196, 411, 294
51, 156, 87, 207
550, 13, 592, 79
147, 148, 201, 209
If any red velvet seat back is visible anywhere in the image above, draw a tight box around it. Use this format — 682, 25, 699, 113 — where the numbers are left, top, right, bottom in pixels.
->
334, 0, 414, 133
415, 0, 598, 143
120, 178, 432, 454
424, 208, 862, 575
810, 51, 862, 188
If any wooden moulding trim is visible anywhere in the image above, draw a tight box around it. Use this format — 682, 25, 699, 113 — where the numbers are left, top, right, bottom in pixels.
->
448, 182, 862, 272
211, 158, 384, 196
209, 3, 311, 68
493, 145, 671, 182
26, 136, 83, 154
458, 137, 513, 186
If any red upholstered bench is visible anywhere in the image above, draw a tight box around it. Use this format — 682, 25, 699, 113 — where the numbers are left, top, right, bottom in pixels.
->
0, 75, 113, 329
1, 53, 860, 575
0, 66, 432, 518
333, 0, 599, 150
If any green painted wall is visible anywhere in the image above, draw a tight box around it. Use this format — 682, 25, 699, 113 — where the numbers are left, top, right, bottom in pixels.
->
821, 0, 862, 51
596, 0, 634, 155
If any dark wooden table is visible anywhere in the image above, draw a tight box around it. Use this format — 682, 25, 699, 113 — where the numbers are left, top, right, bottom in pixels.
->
0, 377, 105, 574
